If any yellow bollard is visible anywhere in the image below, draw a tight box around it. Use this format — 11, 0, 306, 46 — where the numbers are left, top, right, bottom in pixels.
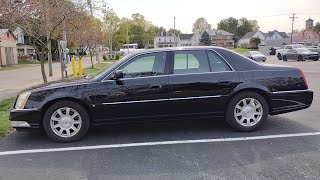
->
71, 56, 77, 77
78, 58, 83, 76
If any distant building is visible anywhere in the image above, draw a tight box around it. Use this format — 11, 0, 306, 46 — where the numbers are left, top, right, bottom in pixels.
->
237, 31, 266, 48
178, 33, 201, 46
0, 29, 18, 66
207, 30, 234, 48
265, 30, 289, 40
291, 18, 319, 46
154, 32, 177, 48
13, 27, 35, 57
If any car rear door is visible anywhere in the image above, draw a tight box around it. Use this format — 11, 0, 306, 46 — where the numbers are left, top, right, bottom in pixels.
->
92, 51, 172, 123
166, 49, 239, 119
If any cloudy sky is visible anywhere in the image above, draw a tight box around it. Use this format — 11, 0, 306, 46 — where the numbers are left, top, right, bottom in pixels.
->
105, 0, 320, 33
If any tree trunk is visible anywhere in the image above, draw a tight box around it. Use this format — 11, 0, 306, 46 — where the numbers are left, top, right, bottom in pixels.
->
90, 52, 93, 69
40, 54, 48, 83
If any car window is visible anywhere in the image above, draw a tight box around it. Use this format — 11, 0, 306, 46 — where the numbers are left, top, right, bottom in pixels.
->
173, 50, 209, 74
285, 46, 293, 49
119, 52, 166, 78
288, 49, 296, 53
207, 51, 232, 72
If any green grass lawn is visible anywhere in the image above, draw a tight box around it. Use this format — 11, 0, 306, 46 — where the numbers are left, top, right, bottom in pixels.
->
233, 48, 251, 53
83, 62, 110, 75
0, 98, 15, 139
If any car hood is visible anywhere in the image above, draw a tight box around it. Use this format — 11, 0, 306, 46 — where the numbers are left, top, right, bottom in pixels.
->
251, 54, 265, 57
21, 77, 89, 93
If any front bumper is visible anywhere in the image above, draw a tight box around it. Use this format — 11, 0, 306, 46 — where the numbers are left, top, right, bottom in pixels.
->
269, 89, 313, 115
9, 108, 41, 129
303, 55, 319, 60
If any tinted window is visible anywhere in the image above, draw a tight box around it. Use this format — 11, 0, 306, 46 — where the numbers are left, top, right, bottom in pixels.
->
207, 51, 232, 72
173, 50, 209, 74
119, 52, 166, 78
285, 46, 293, 49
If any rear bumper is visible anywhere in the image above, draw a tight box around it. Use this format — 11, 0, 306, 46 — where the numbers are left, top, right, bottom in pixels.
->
269, 89, 313, 115
9, 108, 41, 129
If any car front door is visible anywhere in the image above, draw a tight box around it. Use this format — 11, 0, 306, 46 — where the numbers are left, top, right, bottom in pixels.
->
92, 51, 172, 123
166, 50, 239, 119
286, 49, 297, 59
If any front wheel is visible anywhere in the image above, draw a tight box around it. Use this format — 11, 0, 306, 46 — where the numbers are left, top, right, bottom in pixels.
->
283, 55, 287, 61
277, 53, 282, 60
314, 58, 319, 61
43, 100, 90, 143
298, 55, 303, 61
225, 92, 269, 132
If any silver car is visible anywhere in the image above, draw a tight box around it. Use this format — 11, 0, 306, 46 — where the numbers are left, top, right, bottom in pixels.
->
282, 48, 319, 61
244, 51, 266, 62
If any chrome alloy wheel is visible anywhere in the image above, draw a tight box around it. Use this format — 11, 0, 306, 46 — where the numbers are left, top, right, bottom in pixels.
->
234, 98, 263, 127
50, 107, 82, 138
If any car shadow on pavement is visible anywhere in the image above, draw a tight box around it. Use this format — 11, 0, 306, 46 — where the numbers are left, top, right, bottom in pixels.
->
0, 115, 318, 152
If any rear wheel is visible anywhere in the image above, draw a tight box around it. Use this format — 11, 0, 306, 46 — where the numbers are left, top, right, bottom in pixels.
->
298, 55, 303, 61
43, 100, 90, 143
225, 92, 269, 132
277, 53, 282, 60
283, 55, 287, 61
314, 58, 319, 61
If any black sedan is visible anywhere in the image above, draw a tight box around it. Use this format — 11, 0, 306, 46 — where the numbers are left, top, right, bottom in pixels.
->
10, 47, 313, 142
282, 48, 319, 61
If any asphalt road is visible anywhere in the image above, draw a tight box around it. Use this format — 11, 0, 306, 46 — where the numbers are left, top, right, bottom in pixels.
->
1, 56, 320, 180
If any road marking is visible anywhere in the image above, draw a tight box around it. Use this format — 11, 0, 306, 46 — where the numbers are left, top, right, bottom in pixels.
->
1, 132, 320, 156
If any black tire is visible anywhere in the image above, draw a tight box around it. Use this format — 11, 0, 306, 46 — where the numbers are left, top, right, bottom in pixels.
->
314, 58, 319, 61
283, 55, 287, 61
277, 53, 282, 60
298, 55, 303, 61
43, 100, 90, 143
225, 92, 269, 132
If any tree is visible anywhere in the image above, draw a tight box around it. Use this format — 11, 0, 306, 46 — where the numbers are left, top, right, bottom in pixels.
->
314, 22, 320, 33
168, 28, 182, 36
200, 31, 211, 46
217, 17, 238, 35
8, 0, 74, 83
192, 17, 212, 34
250, 37, 261, 48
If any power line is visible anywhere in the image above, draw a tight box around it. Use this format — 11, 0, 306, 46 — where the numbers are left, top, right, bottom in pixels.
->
289, 13, 298, 43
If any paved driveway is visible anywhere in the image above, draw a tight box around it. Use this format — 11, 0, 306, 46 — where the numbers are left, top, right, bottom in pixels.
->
1, 56, 320, 180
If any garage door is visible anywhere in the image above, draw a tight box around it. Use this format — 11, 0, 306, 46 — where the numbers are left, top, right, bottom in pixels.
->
5, 47, 14, 65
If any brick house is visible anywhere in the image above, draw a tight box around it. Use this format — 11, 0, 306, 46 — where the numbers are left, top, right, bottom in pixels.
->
207, 30, 234, 48
0, 29, 18, 67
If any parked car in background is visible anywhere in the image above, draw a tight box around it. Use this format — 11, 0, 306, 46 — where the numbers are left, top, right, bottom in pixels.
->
281, 48, 319, 61
307, 43, 320, 54
10, 47, 313, 142
243, 51, 266, 62
276, 44, 306, 60
270, 47, 280, 55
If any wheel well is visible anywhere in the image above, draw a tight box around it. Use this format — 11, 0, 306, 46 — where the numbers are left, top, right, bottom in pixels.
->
40, 98, 92, 127
225, 89, 272, 113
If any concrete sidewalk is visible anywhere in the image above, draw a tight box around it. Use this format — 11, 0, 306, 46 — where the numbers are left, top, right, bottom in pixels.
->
0, 57, 100, 101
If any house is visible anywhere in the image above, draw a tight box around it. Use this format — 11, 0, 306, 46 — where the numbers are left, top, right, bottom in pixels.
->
13, 27, 36, 57
178, 33, 201, 46
265, 30, 289, 40
154, 32, 178, 48
207, 30, 234, 48
0, 29, 18, 66
237, 31, 266, 48
291, 18, 319, 46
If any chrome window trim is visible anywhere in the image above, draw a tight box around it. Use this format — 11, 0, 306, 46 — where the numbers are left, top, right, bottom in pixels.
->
102, 95, 222, 105
102, 49, 235, 82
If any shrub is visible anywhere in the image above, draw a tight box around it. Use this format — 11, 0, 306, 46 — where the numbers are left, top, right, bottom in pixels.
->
103, 55, 107, 61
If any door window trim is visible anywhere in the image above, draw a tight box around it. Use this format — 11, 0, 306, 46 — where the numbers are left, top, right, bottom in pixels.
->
206, 50, 235, 72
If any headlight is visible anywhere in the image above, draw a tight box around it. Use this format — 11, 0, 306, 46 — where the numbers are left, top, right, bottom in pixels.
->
15, 92, 31, 109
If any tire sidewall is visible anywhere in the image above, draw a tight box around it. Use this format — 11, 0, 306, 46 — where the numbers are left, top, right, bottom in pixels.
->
283, 55, 287, 61
43, 100, 90, 143
225, 92, 269, 132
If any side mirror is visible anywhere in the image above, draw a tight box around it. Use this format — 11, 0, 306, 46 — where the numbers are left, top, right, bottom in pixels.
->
112, 70, 124, 80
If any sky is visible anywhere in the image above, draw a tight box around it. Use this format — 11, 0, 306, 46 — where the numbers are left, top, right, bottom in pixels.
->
104, 0, 320, 33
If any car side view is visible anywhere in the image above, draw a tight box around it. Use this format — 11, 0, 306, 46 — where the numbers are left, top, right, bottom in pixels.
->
10, 47, 313, 142
281, 48, 319, 61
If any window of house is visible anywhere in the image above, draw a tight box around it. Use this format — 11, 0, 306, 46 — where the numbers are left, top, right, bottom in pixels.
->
119, 52, 167, 78
173, 50, 209, 74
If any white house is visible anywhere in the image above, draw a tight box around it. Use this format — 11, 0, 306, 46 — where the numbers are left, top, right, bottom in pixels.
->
178, 33, 201, 46
237, 31, 266, 48
265, 30, 289, 40
154, 32, 178, 48
13, 27, 36, 56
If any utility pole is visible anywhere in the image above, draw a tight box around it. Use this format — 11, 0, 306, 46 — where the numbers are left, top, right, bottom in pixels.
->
45, 0, 53, 77
110, 17, 113, 58
87, 0, 94, 16
289, 13, 298, 44
173, 16, 176, 47
126, 18, 129, 54
87, 0, 100, 63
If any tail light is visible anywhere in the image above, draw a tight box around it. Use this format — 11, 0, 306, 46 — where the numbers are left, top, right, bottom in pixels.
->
298, 68, 308, 89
